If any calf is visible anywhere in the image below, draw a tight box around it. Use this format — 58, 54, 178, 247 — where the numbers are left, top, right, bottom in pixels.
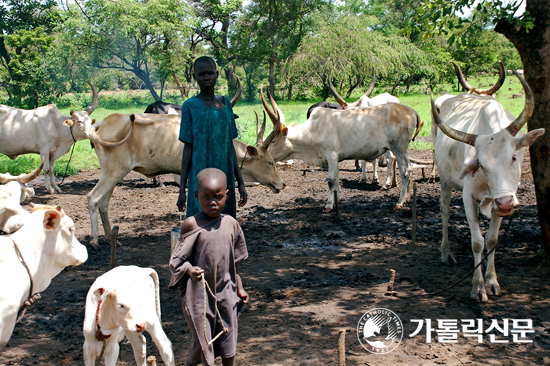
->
83, 266, 174, 366
0, 204, 88, 349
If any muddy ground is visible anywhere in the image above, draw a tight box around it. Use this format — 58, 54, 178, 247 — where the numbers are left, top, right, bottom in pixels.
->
1, 149, 550, 366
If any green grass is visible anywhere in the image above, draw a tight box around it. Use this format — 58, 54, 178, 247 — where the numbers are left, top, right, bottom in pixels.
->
0, 74, 529, 176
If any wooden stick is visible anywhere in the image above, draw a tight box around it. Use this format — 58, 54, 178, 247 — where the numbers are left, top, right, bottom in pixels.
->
411, 183, 417, 246
421, 167, 426, 180
387, 269, 396, 292
110, 226, 119, 269
338, 329, 346, 366
334, 191, 339, 215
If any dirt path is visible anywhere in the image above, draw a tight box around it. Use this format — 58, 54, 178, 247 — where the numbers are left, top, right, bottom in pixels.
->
1, 150, 549, 365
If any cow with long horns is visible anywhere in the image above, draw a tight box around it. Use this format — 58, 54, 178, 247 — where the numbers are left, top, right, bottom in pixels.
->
261, 85, 422, 211
0, 83, 99, 194
431, 62, 544, 301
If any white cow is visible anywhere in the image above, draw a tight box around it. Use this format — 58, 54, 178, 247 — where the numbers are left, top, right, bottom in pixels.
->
83, 266, 174, 366
86, 112, 284, 248
327, 74, 403, 189
0, 161, 43, 233
0, 83, 98, 194
262, 86, 422, 211
431, 64, 543, 301
0, 204, 88, 349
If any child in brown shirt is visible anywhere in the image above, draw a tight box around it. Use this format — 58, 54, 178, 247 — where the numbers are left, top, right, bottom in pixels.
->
169, 168, 249, 366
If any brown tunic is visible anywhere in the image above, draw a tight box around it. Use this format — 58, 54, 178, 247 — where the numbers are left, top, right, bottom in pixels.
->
169, 215, 248, 365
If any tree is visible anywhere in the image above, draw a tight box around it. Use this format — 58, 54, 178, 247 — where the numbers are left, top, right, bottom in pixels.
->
61, 0, 195, 101
414, 0, 550, 259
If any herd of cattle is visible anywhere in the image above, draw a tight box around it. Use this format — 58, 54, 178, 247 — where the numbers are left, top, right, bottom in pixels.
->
0, 62, 544, 361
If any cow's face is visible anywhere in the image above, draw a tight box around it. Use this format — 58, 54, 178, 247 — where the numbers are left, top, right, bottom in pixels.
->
459, 128, 544, 217
63, 110, 94, 138
242, 145, 284, 193
36, 205, 88, 267
267, 127, 293, 162
95, 287, 147, 333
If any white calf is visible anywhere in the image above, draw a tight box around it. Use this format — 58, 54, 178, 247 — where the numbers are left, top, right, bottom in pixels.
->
83, 265, 175, 366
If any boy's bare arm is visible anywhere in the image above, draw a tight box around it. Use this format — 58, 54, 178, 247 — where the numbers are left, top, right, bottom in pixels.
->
232, 145, 247, 207
235, 266, 249, 304
177, 143, 193, 212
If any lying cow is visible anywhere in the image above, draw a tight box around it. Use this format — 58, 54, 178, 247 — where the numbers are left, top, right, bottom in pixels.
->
86, 112, 284, 248
83, 266, 174, 366
262, 85, 422, 211
0, 204, 88, 350
431, 62, 543, 301
0, 161, 43, 233
0, 83, 98, 194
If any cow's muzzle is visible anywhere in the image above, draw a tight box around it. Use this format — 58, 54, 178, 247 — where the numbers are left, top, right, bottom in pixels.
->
495, 195, 515, 217
135, 323, 146, 332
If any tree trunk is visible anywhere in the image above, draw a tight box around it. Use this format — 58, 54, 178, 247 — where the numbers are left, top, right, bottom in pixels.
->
269, 54, 276, 98
133, 67, 160, 101
287, 82, 292, 101
495, 0, 550, 258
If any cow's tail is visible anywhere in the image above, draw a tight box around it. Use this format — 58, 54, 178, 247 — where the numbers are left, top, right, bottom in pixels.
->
88, 114, 135, 147
146, 268, 162, 323
411, 110, 424, 141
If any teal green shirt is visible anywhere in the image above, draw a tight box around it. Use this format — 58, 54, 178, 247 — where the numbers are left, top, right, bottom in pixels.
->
179, 96, 238, 218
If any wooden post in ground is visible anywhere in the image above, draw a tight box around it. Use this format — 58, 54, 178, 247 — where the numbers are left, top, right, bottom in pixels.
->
412, 183, 417, 245
338, 329, 346, 366
334, 191, 339, 216
110, 226, 119, 269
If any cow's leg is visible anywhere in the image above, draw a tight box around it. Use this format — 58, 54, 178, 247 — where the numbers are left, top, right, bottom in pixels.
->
358, 160, 368, 183
153, 175, 165, 188
373, 158, 379, 184
393, 152, 411, 209
39, 149, 55, 194
83, 337, 103, 366
354, 159, 361, 171
484, 211, 504, 296
439, 181, 456, 265
148, 324, 176, 366
0, 312, 17, 351
50, 152, 62, 193
102, 333, 123, 366
381, 152, 396, 190
463, 192, 487, 301
125, 330, 147, 366
428, 149, 437, 183
323, 152, 340, 213
87, 168, 129, 248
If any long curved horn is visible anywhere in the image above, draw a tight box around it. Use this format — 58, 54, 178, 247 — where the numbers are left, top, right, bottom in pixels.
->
364, 70, 376, 97
328, 74, 348, 109
260, 85, 278, 124
230, 74, 242, 107
482, 60, 505, 95
0, 158, 44, 184
505, 70, 535, 136
89, 115, 135, 147
85, 81, 99, 115
260, 110, 281, 150
266, 85, 286, 127
451, 61, 474, 92
431, 93, 477, 146
255, 110, 266, 147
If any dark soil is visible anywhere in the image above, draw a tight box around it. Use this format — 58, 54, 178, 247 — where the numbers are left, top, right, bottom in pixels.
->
1, 149, 550, 366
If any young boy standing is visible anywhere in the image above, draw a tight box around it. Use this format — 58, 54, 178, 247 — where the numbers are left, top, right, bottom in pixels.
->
169, 168, 249, 366
176, 56, 247, 218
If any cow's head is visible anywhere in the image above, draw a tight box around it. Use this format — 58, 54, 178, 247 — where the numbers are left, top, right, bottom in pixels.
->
0, 159, 43, 202
431, 70, 544, 218
63, 82, 99, 138
30, 203, 88, 267
93, 285, 148, 333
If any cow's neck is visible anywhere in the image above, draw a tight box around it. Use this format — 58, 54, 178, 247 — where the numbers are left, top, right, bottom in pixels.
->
284, 123, 321, 163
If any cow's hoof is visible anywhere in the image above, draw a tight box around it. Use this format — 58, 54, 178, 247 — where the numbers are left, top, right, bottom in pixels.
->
55, 187, 63, 193
358, 179, 366, 184
372, 179, 379, 185
323, 208, 332, 213
428, 178, 436, 183
441, 254, 457, 266
393, 204, 403, 210
471, 290, 489, 302
485, 280, 501, 296
48, 189, 56, 194
89, 242, 99, 251
381, 184, 391, 191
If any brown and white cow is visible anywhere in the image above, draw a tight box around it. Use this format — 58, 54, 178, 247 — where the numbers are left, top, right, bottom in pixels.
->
262, 85, 422, 212
0, 160, 44, 233
0, 204, 88, 349
0, 83, 98, 194
83, 266, 174, 366
86, 112, 284, 248
431, 63, 543, 301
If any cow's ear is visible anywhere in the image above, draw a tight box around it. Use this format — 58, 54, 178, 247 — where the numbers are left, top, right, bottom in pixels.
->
92, 119, 96, 125
63, 119, 74, 127
93, 287, 107, 299
282, 127, 288, 137
43, 209, 62, 230
517, 128, 545, 149
459, 157, 480, 179
246, 145, 258, 157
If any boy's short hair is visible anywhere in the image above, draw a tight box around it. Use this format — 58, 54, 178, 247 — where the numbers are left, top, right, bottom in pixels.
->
196, 168, 227, 191
194, 56, 217, 71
